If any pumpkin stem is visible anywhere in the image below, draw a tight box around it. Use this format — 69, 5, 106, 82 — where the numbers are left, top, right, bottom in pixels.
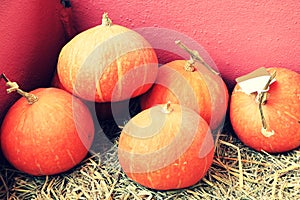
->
184, 58, 196, 72
257, 71, 276, 131
102, 12, 112, 27
175, 40, 220, 76
1, 73, 38, 104
161, 101, 173, 114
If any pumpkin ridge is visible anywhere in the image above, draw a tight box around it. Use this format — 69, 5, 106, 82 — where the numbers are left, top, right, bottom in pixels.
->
67, 149, 76, 165
115, 42, 124, 101
95, 71, 104, 102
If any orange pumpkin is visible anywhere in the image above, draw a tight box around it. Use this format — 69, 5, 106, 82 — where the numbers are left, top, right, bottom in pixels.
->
1, 76, 94, 175
51, 72, 133, 121
140, 41, 229, 130
118, 103, 214, 190
230, 67, 300, 153
57, 13, 158, 103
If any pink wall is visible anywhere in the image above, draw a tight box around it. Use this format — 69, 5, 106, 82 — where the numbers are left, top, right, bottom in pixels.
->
0, 1, 67, 123
71, 0, 300, 89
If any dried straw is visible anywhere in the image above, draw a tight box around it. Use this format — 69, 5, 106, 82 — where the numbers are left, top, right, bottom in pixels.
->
1, 119, 299, 200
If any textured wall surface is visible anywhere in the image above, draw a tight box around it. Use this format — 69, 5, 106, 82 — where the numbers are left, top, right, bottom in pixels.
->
0, 1, 67, 123
71, 0, 300, 89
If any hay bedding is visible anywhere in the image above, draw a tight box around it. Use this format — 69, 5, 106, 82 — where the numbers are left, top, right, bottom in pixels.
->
0, 118, 300, 200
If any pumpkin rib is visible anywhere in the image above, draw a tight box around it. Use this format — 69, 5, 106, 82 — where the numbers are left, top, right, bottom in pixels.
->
66, 149, 77, 165
115, 47, 123, 100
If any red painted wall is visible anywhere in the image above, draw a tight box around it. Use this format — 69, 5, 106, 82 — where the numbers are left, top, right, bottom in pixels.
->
0, 1, 69, 123
71, 0, 300, 89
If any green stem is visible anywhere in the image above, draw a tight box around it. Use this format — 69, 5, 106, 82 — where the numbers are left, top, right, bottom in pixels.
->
175, 40, 220, 76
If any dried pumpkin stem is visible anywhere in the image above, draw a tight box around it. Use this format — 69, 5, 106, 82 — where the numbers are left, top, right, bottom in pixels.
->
102, 12, 112, 26
184, 58, 196, 72
1, 73, 38, 104
175, 40, 220, 76
257, 71, 277, 129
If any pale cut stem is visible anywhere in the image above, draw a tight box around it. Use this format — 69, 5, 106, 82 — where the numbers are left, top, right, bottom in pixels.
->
258, 71, 276, 129
1, 73, 38, 104
102, 12, 112, 26
184, 58, 196, 72
175, 40, 220, 76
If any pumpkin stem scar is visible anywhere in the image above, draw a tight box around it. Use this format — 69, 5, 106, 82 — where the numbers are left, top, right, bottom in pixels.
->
1, 73, 38, 104
161, 101, 173, 114
257, 71, 276, 130
175, 40, 220, 76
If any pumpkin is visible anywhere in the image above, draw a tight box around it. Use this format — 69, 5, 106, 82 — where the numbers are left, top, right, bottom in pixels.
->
140, 41, 229, 130
57, 13, 158, 103
0, 75, 94, 175
0, 1, 70, 123
118, 102, 214, 190
230, 67, 300, 153
51, 72, 134, 121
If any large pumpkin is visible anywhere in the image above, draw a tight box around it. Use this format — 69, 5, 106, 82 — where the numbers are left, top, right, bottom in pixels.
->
57, 13, 158, 102
0, 1, 70, 123
118, 103, 214, 190
140, 42, 229, 130
230, 67, 300, 153
0, 81, 94, 175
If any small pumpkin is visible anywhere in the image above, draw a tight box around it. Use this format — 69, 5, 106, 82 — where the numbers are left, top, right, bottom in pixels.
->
140, 41, 229, 130
57, 13, 158, 103
0, 74, 94, 175
118, 102, 214, 190
230, 67, 300, 153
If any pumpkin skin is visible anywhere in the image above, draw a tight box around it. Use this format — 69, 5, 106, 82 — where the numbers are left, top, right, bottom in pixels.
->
0, 1, 69, 123
0, 88, 94, 175
118, 103, 214, 190
230, 67, 300, 153
140, 60, 229, 130
57, 13, 158, 103
51, 72, 132, 121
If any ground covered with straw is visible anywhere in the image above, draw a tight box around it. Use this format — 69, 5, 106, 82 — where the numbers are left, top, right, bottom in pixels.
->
1, 117, 300, 200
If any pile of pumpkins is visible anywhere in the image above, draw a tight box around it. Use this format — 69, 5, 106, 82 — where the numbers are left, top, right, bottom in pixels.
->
1, 13, 299, 191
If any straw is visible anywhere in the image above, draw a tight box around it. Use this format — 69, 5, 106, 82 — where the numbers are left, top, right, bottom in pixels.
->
1, 120, 299, 199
